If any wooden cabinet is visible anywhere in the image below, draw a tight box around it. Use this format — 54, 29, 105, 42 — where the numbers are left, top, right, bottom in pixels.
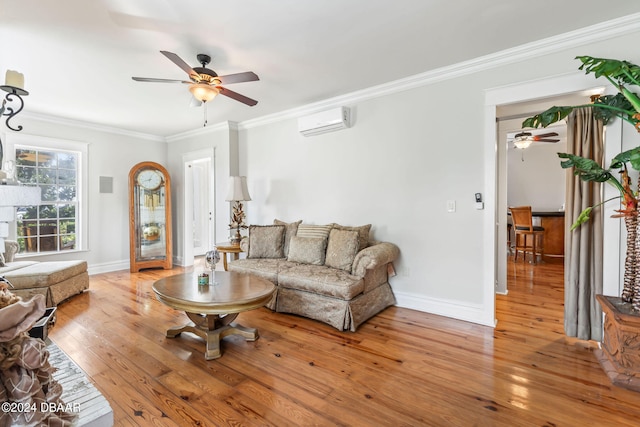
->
535, 212, 565, 260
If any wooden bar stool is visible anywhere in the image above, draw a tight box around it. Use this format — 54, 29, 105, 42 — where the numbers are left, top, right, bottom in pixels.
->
509, 206, 545, 264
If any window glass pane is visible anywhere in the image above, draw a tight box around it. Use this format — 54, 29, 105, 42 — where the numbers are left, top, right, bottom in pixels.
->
20, 237, 36, 253
60, 234, 76, 251
58, 152, 77, 169
58, 186, 76, 201
39, 204, 57, 219
58, 169, 76, 185
18, 220, 37, 237
14, 145, 81, 254
59, 205, 75, 219
16, 166, 37, 183
60, 219, 75, 233
38, 168, 57, 184
16, 149, 36, 165
38, 151, 57, 168
40, 221, 57, 233
18, 208, 37, 221
40, 185, 58, 202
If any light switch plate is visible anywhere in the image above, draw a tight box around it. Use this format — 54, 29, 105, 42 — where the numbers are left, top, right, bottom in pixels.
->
447, 200, 456, 213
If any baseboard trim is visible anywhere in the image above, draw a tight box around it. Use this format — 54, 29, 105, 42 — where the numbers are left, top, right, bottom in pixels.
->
87, 260, 129, 275
394, 290, 495, 327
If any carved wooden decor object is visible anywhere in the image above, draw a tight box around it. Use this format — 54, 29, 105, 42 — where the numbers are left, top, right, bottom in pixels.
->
595, 295, 640, 392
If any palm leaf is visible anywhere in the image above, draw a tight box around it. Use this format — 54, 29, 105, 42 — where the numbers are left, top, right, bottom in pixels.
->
557, 153, 613, 182
576, 56, 640, 87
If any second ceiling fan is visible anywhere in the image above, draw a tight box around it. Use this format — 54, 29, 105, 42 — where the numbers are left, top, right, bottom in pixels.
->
513, 131, 559, 149
132, 51, 259, 106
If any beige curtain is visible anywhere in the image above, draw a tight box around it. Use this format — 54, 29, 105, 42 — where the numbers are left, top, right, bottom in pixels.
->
564, 108, 604, 340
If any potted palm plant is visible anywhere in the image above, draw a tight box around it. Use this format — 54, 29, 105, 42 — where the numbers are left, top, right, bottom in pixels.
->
523, 55, 640, 390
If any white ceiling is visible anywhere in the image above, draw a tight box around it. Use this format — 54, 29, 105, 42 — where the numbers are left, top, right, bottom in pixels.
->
1, 0, 639, 138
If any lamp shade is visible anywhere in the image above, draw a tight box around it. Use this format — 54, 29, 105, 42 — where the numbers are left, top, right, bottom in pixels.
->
225, 176, 251, 202
189, 83, 219, 102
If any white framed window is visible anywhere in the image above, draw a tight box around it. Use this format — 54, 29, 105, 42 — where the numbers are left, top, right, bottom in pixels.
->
5, 133, 88, 255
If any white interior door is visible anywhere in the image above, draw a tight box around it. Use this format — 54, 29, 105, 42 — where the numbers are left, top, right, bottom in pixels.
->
190, 159, 212, 256
183, 150, 215, 266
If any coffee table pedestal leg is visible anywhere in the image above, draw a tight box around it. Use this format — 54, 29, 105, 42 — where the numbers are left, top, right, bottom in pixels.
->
166, 312, 259, 360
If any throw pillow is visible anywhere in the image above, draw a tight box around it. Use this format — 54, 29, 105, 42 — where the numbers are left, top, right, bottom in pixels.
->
0, 251, 4, 267
287, 236, 327, 265
273, 219, 302, 257
247, 225, 286, 259
296, 224, 332, 240
325, 229, 359, 272
333, 223, 371, 251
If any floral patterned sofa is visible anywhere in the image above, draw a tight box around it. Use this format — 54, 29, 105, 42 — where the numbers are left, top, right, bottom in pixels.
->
228, 220, 399, 332
0, 240, 89, 306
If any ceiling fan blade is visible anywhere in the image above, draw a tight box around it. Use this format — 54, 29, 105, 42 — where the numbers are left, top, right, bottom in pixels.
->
218, 71, 259, 85
160, 50, 198, 79
218, 87, 258, 106
132, 77, 191, 83
536, 139, 560, 143
533, 132, 559, 140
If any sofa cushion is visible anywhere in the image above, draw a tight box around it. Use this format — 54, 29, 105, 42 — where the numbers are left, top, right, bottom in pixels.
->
333, 223, 371, 251
277, 264, 364, 300
325, 229, 359, 272
3, 260, 88, 289
247, 225, 286, 259
273, 219, 302, 257
228, 258, 295, 284
296, 224, 332, 240
287, 236, 327, 265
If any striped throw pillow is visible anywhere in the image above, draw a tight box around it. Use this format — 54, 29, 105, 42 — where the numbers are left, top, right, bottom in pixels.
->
296, 224, 332, 240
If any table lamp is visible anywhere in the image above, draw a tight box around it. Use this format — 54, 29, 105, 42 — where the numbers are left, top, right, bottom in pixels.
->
225, 176, 251, 245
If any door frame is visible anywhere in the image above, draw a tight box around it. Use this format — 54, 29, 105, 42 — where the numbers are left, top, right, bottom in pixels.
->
484, 72, 621, 324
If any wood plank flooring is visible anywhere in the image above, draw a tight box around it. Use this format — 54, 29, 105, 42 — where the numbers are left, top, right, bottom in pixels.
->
47, 258, 640, 426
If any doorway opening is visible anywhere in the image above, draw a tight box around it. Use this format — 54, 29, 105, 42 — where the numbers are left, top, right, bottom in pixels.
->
485, 72, 615, 328
183, 150, 215, 267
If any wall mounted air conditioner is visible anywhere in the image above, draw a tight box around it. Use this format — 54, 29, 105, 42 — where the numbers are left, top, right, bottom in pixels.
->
298, 107, 350, 136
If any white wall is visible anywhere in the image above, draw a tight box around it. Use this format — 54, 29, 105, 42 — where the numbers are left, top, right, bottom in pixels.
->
506, 132, 567, 212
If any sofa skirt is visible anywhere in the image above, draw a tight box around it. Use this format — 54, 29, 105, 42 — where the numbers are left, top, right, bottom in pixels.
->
276, 282, 396, 332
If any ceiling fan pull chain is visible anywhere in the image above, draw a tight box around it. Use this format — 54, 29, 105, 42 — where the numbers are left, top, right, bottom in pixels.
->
203, 102, 208, 127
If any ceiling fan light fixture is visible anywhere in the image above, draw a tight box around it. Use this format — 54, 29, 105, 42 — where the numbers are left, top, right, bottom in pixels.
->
513, 132, 533, 149
189, 83, 219, 102
513, 136, 533, 149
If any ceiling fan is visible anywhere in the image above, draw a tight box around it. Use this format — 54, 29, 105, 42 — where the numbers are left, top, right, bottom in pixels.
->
132, 51, 259, 107
513, 131, 559, 149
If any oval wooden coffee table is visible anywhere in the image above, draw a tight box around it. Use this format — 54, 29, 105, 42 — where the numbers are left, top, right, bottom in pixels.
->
152, 271, 275, 360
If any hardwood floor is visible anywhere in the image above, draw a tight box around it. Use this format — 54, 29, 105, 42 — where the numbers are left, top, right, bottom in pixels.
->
47, 258, 640, 426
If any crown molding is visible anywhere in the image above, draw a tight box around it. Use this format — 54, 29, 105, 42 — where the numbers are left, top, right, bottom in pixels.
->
165, 120, 237, 143
238, 12, 640, 131
19, 111, 165, 142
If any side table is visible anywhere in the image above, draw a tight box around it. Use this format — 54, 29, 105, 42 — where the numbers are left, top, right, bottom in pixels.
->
216, 241, 243, 271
